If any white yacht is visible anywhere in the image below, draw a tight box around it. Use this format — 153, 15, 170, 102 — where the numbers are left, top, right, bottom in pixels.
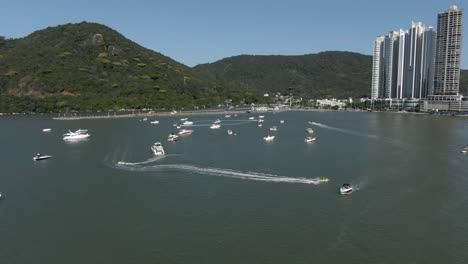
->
210, 123, 221, 129
305, 137, 316, 143
214, 119, 221, 124
42, 128, 52, 132
340, 184, 353, 194
263, 135, 275, 141
63, 130, 90, 141
33, 153, 52, 161
150, 120, 159, 124
151, 142, 165, 156
178, 129, 193, 135
167, 133, 180, 141
227, 129, 233, 135
306, 128, 314, 134
269, 126, 277, 131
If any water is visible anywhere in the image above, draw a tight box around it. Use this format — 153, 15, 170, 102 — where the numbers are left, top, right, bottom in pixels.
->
1, 111, 468, 263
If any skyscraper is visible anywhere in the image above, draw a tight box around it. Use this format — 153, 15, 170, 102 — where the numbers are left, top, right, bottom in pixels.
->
371, 36, 385, 100
432, 5, 464, 100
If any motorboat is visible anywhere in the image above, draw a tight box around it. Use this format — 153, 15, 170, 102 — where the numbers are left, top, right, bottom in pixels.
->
306, 128, 314, 134
269, 126, 277, 131
176, 125, 181, 129
340, 184, 353, 194
258, 123, 263, 127
150, 120, 159, 124
167, 133, 180, 141
180, 118, 188, 121
33, 153, 52, 161
280, 120, 285, 124
183, 120, 194, 125
227, 129, 233, 135
305, 137, 316, 143
258, 115, 265, 119
320, 177, 330, 183
151, 142, 165, 156
210, 123, 221, 129
263, 135, 275, 141
42, 128, 52, 132
178, 129, 193, 135
214, 119, 221, 124
249, 117, 255, 120
225, 115, 231, 118
63, 130, 90, 141
462, 146, 468, 153
258, 119, 264, 123
142, 117, 148, 121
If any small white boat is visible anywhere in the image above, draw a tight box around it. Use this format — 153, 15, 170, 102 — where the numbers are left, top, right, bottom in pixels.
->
178, 129, 193, 135
280, 120, 285, 124
42, 128, 52, 132
225, 115, 231, 118
167, 133, 180, 141
306, 128, 314, 134
180, 118, 188, 121
63, 130, 90, 141
269, 126, 277, 131
214, 119, 221, 124
305, 137, 316, 143
258, 119, 264, 123
150, 120, 159, 124
249, 117, 255, 120
183, 120, 194, 125
176, 125, 181, 129
340, 184, 353, 194
263, 135, 275, 141
33, 153, 52, 161
259, 115, 265, 119
151, 142, 165, 156
258, 123, 263, 127
142, 117, 148, 121
210, 124, 221, 129
170, 110, 177, 115
462, 150, 467, 154
227, 129, 233, 135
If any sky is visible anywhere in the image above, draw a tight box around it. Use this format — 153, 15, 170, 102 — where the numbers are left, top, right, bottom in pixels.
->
1, 0, 467, 68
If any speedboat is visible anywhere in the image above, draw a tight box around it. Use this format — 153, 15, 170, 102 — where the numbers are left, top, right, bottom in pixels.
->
42, 128, 52, 132
167, 133, 180, 141
214, 119, 221, 124
178, 129, 193, 135
269, 126, 277, 131
227, 129, 233, 135
340, 184, 353, 194
151, 142, 165, 156
305, 137, 316, 143
263, 135, 275, 141
306, 128, 314, 134
33, 153, 52, 161
280, 120, 285, 124
150, 120, 159, 124
210, 124, 221, 129
183, 120, 194, 125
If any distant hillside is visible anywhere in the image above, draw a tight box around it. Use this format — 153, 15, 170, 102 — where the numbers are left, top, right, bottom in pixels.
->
193, 51, 373, 99
0, 22, 220, 112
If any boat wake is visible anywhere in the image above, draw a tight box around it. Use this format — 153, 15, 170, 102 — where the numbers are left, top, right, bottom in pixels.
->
114, 162, 328, 185
309, 122, 378, 139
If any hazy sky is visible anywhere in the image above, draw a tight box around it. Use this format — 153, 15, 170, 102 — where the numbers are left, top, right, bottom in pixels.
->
1, 0, 466, 68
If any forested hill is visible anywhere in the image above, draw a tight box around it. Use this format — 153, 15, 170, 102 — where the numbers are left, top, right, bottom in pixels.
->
0, 22, 221, 112
193, 51, 373, 99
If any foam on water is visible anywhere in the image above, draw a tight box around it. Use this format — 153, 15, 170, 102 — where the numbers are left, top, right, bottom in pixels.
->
309, 122, 378, 139
114, 162, 329, 185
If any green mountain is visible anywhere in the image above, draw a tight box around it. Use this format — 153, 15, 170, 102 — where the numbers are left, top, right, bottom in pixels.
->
193, 52, 373, 99
0, 22, 221, 112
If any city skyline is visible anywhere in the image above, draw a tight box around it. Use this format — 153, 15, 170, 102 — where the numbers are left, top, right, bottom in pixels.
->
0, 0, 466, 68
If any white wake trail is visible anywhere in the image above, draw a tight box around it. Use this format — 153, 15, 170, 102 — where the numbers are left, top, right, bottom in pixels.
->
309, 121, 378, 139
115, 162, 328, 185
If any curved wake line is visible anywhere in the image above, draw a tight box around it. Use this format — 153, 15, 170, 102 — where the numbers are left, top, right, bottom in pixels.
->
309, 121, 378, 139
115, 154, 180, 165
115, 163, 328, 185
